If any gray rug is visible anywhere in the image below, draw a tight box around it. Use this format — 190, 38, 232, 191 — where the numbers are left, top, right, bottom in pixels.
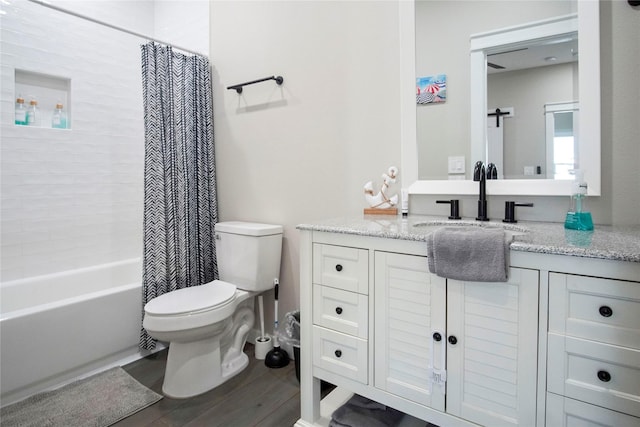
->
0, 367, 163, 427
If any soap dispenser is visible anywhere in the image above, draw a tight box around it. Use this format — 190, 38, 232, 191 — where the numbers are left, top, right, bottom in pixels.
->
564, 170, 594, 231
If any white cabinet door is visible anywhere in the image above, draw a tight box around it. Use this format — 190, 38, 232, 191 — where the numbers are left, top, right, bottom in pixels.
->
374, 251, 446, 411
446, 268, 539, 427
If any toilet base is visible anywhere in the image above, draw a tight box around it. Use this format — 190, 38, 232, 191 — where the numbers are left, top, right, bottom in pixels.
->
160, 305, 255, 399
162, 337, 223, 398
162, 338, 251, 399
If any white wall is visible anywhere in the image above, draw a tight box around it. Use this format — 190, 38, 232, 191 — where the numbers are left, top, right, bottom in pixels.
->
154, 0, 209, 56
604, 0, 640, 225
211, 0, 402, 322
0, 0, 209, 281
211, 0, 640, 325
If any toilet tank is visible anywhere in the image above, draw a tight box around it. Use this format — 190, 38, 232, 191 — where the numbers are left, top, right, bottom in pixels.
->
214, 221, 283, 292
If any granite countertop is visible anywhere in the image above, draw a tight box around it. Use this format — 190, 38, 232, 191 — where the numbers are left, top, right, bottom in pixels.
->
297, 215, 640, 263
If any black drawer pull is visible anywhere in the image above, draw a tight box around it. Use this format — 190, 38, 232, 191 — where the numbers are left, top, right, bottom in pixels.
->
597, 370, 611, 382
599, 305, 613, 317
335, 264, 343, 272
448, 335, 458, 345
433, 332, 442, 341
334, 350, 342, 358
335, 307, 343, 315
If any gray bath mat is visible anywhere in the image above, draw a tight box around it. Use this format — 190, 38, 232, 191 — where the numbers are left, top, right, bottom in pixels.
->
0, 367, 162, 427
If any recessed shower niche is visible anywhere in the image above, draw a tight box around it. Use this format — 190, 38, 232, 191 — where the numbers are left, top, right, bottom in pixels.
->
14, 69, 71, 129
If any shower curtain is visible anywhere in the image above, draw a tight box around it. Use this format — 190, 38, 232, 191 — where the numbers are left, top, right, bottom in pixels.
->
139, 42, 217, 350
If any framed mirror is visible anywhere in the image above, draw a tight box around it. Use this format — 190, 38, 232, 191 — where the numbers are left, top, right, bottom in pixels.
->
402, 0, 600, 196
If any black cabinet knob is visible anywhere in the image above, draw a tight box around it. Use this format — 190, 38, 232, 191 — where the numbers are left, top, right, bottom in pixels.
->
334, 350, 342, 358
433, 332, 442, 341
448, 335, 458, 345
597, 370, 611, 382
335, 307, 343, 315
335, 264, 343, 272
599, 305, 613, 317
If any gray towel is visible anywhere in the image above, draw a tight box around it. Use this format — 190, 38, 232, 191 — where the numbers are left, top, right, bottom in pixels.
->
427, 226, 508, 282
329, 394, 403, 427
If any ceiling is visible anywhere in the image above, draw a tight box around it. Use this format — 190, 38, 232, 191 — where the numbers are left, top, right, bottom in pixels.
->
487, 39, 578, 74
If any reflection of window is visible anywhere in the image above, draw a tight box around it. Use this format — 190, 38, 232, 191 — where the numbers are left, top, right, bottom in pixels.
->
545, 102, 579, 180
553, 136, 574, 180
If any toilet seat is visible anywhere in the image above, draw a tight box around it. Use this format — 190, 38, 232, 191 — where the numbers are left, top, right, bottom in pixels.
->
145, 280, 237, 316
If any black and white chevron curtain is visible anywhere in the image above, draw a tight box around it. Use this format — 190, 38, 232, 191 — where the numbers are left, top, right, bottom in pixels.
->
139, 42, 218, 350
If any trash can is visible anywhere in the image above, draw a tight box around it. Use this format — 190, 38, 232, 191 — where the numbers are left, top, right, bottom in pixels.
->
281, 310, 300, 381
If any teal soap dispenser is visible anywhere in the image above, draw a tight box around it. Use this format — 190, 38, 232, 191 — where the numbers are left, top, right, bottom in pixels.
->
564, 170, 594, 231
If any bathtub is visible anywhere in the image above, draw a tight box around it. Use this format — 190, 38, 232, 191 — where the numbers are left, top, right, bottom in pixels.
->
0, 259, 145, 406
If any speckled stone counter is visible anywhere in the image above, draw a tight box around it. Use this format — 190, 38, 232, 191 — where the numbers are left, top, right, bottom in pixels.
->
297, 215, 640, 263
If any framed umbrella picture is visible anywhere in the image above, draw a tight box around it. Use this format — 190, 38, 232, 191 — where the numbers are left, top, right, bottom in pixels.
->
416, 74, 446, 104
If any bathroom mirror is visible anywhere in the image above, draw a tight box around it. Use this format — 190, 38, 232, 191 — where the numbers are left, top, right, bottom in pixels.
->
402, 0, 600, 196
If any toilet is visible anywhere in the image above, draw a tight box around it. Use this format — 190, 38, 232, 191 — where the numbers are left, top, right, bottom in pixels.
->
143, 221, 283, 398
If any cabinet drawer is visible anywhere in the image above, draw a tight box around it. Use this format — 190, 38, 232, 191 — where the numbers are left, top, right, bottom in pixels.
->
312, 325, 367, 384
546, 393, 640, 427
548, 333, 640, 417
549, 273, 640, 349
313, 244, 368, 294
313, 285, 368, 338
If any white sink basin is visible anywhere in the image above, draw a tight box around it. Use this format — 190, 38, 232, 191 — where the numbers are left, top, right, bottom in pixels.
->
413, 220, 529, 238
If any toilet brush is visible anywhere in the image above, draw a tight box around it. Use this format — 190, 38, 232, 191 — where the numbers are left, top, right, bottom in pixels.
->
254, 295, 272, 360
265, 281, 290, 368
259, 295, 266, 341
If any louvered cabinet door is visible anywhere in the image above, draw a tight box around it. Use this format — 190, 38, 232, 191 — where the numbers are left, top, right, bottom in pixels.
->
446, 268, 539, 427
374, 251, 446, 411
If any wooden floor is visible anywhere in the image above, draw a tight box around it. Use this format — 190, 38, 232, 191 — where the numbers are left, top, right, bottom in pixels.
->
114, 344, 302, 427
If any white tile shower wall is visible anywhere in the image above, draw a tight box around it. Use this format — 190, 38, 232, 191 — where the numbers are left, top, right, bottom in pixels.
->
49, 0, 154, 37
0, 1, 144, 280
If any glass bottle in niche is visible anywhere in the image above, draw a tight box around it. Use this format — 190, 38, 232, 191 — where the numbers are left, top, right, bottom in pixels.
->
52, 103, 67, 129
26, 98, 40, 126
15, 96, 27, 125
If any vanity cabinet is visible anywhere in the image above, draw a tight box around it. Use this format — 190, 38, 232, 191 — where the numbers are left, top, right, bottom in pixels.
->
546, 273, 640, 425
298, 230, 540, 427
297, 226, 640, 427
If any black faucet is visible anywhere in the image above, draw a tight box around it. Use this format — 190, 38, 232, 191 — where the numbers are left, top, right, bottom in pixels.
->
474, 161, 489, 221
486, 163, 498, 180
436, 199, 461, 220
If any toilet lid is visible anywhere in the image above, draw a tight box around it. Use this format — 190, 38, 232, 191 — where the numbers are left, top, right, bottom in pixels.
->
145, 280, 237, 316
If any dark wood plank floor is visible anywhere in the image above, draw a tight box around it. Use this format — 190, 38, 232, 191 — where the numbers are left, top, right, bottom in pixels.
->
114, 344, 302, 427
